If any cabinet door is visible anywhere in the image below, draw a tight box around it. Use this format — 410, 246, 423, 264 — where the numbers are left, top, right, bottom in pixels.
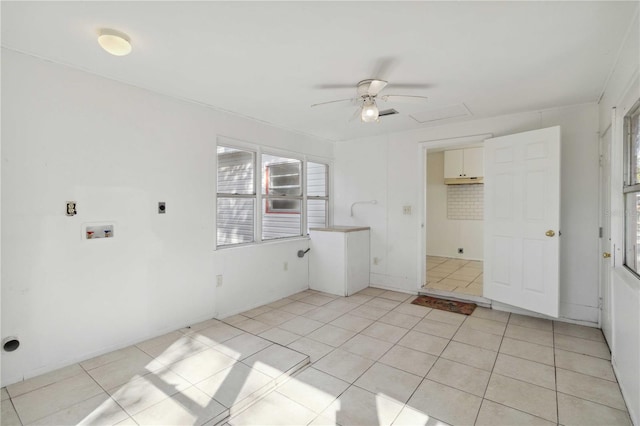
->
444, 149, 464, 178
463, 147, 484, 178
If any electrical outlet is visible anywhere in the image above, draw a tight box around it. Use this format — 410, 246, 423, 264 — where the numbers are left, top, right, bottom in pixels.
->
284, 261, 288, 271
458, 248, 464, 254
216, 275, 223, 287
66, 201, 77, 216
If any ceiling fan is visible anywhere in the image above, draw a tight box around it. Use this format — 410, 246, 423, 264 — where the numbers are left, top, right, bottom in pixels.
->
311, 79, 429, 123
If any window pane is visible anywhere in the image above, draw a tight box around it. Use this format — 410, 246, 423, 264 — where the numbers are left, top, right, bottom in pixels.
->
217, 146, 254, 194
307, 162, 328, 197
625, 192, 640, 273
307, 199, 327, 232
262, 199, 301, 240
263, 154, 301, 196
632, 111, 640, 185
217, 198, 254, 246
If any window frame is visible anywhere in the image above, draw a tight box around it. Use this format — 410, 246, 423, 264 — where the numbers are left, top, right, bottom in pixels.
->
264, 160, 303, 215
306, 161, 330, 233
216, 144, 258, 247
622, 100, 640, 275
215, 138, 331, 249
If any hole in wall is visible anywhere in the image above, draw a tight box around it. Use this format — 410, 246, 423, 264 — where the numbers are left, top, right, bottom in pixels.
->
3, 337, 20, 352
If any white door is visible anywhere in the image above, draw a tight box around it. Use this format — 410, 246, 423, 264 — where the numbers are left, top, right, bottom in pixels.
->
484, 126, 561, 317
599, 129, 613, 343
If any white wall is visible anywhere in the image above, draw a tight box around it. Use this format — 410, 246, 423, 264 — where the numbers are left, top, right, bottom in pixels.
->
334, 103, 600, 323
0, 49, 333, 386
426, 152, 483, 260
599, 9, 639, 425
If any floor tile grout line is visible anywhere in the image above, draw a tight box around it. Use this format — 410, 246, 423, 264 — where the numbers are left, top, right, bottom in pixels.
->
5, 364, 88, 400
480, 399, 560, 426
473, 310, 508, 426
553, 320, 561, 426
6, 393, 26, 426
292, 296, 433, 406
555, 390, 632, 415
553, 330, 608, 343
394, 307, 470, 423
18, 362, 125, 426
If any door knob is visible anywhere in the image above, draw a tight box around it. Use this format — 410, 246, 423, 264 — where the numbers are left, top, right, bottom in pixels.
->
545, 230, 555, 237
603, 252, 611, 258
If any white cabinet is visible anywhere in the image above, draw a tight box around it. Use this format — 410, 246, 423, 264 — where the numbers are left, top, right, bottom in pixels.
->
444, 147, 484, 178
309, 226, 370, 296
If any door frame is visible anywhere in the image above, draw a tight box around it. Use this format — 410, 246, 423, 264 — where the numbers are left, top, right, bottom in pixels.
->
598, 122, 613, 340
417, 133, 493, 291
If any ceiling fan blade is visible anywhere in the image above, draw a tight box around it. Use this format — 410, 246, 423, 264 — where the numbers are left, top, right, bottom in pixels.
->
380, 95, 429, 103
349, 106, 362, 122
371, 57, 397, 81
313, 84, 356, 90
367, 79, 388, 96
311, 98, 355, 108
387, 83, 433, 89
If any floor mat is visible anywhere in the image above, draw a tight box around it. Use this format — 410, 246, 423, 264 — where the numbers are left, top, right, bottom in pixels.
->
411, 295, 477, 315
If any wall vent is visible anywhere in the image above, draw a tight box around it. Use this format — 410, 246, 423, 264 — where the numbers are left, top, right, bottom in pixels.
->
379, 108, 399, 117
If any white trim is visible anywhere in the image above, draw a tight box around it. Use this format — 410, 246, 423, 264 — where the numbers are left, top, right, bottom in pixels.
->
417, 145, 427, 292
419, 133, 493, 150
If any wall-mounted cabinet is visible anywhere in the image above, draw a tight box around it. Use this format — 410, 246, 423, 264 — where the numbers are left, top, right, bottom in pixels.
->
444, 147, 484, 184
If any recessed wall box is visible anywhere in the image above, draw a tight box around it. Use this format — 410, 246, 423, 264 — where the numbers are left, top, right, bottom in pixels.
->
85, 224, 114, 239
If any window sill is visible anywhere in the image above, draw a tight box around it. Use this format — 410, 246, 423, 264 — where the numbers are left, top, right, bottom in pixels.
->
613, 266, 640, 293
215, 235, 310, 252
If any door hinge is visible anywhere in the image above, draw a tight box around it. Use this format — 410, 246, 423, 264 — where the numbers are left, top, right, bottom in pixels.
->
599, 227, 603, 238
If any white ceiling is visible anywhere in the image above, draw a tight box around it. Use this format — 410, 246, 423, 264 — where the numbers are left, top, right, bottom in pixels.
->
1, 2, 637, 142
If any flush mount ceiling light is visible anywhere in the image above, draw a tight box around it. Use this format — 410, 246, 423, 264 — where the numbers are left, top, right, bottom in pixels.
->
98, 29, 132, 56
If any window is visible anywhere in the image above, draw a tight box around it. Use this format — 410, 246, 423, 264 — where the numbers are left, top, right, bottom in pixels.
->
217, 146, 256, 246
307, 161, 329, 232
216, 143, 329, 248
624, 101, 640, 274
265, 161, 301, 213
262, 154, 302, 240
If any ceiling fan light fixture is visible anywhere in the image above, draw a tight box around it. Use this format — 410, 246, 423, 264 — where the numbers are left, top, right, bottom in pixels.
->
361, 98, 379, 123
98, 29, 132, 56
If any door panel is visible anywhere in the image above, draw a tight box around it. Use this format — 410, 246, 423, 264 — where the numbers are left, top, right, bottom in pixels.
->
484, 126, 561, 317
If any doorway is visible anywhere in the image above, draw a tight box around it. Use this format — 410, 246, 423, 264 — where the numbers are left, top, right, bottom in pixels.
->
419, 126, 562, 318
424, 147, 485, 298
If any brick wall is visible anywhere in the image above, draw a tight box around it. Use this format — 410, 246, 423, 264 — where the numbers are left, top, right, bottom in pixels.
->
447, 184, 483, 220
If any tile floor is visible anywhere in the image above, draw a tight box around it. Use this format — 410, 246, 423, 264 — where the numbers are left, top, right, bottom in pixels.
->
425, 256, 483, 297
1, 288, 632, 426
